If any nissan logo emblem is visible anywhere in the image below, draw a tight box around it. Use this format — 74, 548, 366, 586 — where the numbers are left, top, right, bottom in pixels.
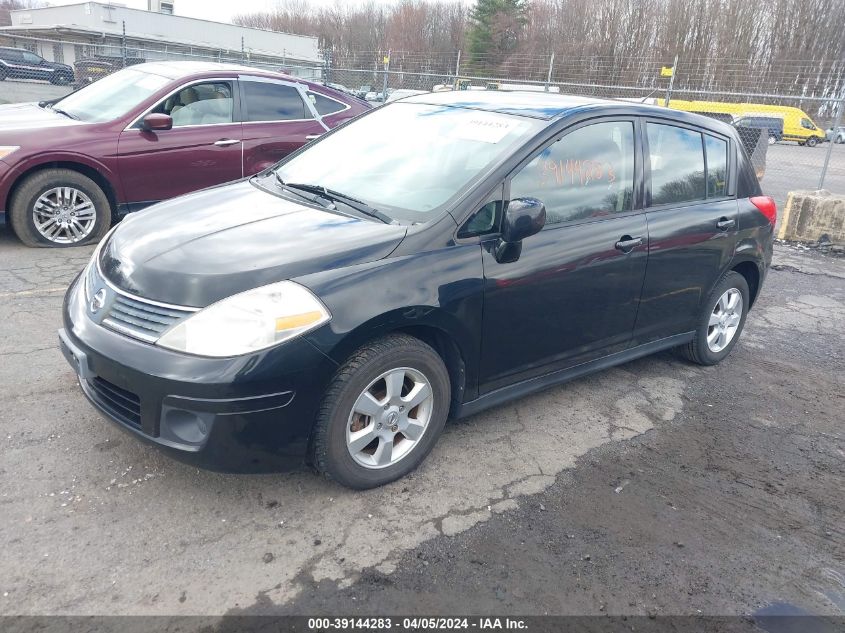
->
90, 288, 106, 314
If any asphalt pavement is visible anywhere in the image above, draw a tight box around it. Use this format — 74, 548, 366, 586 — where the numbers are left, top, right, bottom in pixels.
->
0, 226, 842, 622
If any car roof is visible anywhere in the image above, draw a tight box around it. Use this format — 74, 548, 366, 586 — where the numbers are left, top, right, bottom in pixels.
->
127, 60, 289, 81
401, 90, 740, 136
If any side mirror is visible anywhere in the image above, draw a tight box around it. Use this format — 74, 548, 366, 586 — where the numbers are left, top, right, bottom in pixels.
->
494, 197, 546, 264
142, 113, 173, 131
501, 197, 546, 243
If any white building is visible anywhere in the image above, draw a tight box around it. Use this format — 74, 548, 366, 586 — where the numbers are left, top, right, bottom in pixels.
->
0, 1, 321, 78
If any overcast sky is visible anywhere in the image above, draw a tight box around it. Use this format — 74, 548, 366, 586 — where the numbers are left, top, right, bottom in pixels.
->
43, 0, 465, 25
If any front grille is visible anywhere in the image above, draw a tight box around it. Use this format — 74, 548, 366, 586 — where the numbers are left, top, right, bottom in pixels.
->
102, 293, 194, 343
88, 377, 142, 428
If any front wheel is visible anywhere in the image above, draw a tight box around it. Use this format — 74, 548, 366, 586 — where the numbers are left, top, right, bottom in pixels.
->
806, 137, 819, 147
680, 271, 750, 366
9, 169, 112, 248
312, 334, 451, 489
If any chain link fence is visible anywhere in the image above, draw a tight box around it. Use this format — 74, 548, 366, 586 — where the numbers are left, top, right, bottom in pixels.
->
2, 32, 844, 211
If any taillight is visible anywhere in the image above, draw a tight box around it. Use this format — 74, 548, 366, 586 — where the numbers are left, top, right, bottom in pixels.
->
750, 196, 777, 226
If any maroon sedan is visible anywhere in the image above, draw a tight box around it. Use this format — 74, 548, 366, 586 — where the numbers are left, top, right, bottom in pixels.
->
0, 61, 370, 247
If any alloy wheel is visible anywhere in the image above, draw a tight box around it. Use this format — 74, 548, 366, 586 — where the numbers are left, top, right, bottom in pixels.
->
707, 288, 743, 353
346, 367, 434, 469
32, 187, 97, 244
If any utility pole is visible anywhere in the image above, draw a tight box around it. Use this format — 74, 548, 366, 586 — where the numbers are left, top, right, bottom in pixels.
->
545, 52, 555, 92
664, 54, 678, 107
454, 49, 461, 88
382, 50, 391, 103
819, 88, 845, 190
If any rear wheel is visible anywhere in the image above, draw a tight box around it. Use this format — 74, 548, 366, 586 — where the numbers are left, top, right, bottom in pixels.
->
313, 334, 451, 489
9, 169, 111, 248
680, 271, 750, 366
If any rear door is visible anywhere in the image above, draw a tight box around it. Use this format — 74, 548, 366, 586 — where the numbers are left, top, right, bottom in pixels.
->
117, 79, 243, 206
478, 118, 649, 392
633, 120, 738, 343
239, 77, 327, 175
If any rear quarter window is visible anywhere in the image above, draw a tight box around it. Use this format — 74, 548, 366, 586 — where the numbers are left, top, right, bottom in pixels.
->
647, 123, 705, 206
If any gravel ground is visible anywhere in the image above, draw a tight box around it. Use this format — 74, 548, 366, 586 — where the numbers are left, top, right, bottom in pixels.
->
0, 225, 842, 624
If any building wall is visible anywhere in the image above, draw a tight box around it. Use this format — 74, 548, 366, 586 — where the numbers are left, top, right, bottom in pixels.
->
10, 1, 319, 62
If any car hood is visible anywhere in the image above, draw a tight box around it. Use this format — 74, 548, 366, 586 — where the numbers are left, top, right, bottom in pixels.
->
0, 102, 83, 131
99, 179, 408, 307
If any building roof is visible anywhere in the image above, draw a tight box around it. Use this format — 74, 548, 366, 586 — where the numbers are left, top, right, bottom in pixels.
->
6, 1, 319, 62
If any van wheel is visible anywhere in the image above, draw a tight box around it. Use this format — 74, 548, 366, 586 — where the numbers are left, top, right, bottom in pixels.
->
313, 334, 451, 489
767, 135, 776, 145
806, 137, 819, 147
9, 169, 111, 248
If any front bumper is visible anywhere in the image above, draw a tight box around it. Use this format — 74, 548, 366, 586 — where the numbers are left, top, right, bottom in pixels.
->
60, 275, 338, 471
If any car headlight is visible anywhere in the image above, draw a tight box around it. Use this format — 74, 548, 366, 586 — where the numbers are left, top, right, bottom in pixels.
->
0, 146, 20, 160
156, 281, 330, 357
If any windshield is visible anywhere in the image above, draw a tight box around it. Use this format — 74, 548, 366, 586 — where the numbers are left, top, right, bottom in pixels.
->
274, 102, 541, 221
52, 68, 171, 123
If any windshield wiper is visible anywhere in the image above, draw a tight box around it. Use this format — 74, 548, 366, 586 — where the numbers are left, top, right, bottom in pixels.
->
283, 181, 393, 224
51, 107, 79, 120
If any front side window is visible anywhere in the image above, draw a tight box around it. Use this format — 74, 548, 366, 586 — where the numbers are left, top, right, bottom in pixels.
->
21, 51, 43, 64
243, 81, 310, 121
509, 121, 635, 226
152, 81, 234, 127
704, 134, 728, 198
306, 91, 347, 116
801, 117, 816, 130
647, 123, 705, 206
274, 103, 542, 222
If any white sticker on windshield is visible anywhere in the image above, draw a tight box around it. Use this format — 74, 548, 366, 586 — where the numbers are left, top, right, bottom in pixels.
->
451, 115, 520, 144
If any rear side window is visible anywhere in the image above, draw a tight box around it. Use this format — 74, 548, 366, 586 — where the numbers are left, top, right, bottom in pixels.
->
510, 120, 635, 225
306, 91, 347, 116
647, 123, 705, 205
242, 81, 311, 122
704, 135, 728, 198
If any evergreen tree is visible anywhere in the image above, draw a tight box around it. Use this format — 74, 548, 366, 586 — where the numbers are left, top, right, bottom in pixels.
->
466, 0, 528, 72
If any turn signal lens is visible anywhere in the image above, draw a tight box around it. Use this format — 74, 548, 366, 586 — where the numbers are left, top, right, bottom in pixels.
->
750, 196, 777, 227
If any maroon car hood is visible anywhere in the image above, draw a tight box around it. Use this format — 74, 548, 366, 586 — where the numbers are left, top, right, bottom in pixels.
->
0, 102, 86, 131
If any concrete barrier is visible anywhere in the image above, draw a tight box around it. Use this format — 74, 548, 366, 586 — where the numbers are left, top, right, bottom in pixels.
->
777, 190, 845, 243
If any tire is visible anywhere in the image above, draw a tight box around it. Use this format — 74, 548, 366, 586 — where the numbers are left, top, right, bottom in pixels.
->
767, 134, 776, 145
680, 271, 750, 366
806, 136, 819, 147
313, 334, 451, 489
9, 169, 111, 248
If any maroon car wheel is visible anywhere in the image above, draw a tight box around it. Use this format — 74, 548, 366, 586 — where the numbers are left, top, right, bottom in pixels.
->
10, 169, 111, 248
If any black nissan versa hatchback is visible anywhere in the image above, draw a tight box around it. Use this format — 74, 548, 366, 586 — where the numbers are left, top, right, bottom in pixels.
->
60, 91, 775, 489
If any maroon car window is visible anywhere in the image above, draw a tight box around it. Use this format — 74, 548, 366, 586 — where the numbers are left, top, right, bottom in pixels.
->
306, 91, 346, 116
154, 81, 234, 127
510, 121, 635, 226
242, 81, 311, 122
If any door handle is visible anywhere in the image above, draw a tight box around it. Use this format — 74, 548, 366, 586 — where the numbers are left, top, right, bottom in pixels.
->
213, 139, 240, 147
615, 235, 644, 253
305, 134, 322, 140
716, 217, 736, 231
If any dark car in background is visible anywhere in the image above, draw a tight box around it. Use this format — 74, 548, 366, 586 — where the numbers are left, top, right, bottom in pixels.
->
0, 61, 370, 247
734, 115, 784, 144
0, 46, 74, 85
59, 92, 775, 489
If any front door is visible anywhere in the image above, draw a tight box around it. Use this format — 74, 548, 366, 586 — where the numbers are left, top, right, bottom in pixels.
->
117, 80, 243, 206
239, 77, 328, 176
479, 119, 648, 393
633, 121, 739, 343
